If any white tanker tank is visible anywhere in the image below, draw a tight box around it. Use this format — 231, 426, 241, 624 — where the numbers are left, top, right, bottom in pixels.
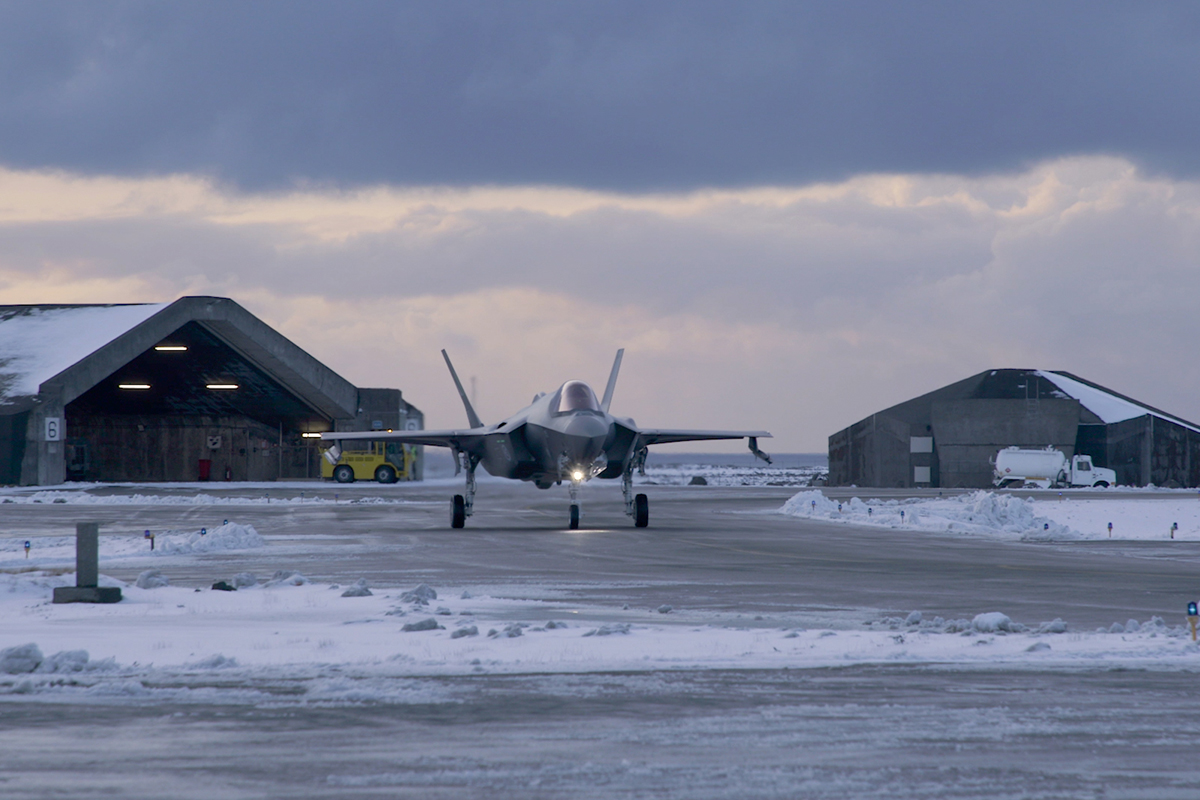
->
992, 446, 1115, 489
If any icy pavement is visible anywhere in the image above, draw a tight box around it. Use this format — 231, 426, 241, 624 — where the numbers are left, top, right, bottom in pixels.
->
4, 664, 1199, 800
782, 488, 1200, 541
5, 481, 1200, 797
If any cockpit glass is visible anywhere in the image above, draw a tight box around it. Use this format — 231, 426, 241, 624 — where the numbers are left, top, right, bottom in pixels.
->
555, 381, 601, 413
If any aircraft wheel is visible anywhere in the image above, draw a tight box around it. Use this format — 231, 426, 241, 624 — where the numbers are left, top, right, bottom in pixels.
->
451, 495, 466, 528
569, 504, 580, 530
333, 465, 354, 483
375, 465, 397, 484
634, 493, 649, 527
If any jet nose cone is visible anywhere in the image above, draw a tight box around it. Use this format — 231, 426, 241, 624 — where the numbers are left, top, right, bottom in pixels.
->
560, 414, 610, 469
563, 414, 609, 439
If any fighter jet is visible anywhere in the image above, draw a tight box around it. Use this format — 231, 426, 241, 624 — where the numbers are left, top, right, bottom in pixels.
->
321, 349, 771, 529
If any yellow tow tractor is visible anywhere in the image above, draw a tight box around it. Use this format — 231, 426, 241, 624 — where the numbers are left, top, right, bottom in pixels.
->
320, 441, 415, 484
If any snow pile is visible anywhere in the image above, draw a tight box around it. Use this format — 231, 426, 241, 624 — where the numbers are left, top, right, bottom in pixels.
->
971, 612, 1023, 633
0, 643, 112, 675
341, 579, 373, 597
135, 570, 170, 589
265, 570, 308, 586
0, 643, 43, 674
781, 490, 1075, 540
157, 522, 264, 554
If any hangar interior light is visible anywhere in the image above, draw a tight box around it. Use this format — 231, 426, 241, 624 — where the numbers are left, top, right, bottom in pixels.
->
118, 384, 151, 390
301, 432, 322, 438
154, 345, 187, 351
206, 384, 238, 390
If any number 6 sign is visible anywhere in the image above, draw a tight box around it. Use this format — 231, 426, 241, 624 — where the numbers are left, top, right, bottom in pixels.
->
44, 417, 62, 442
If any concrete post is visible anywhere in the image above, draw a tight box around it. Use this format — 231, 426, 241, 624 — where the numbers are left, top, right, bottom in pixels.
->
75, 522, 98, 587
52, 522, 121, 603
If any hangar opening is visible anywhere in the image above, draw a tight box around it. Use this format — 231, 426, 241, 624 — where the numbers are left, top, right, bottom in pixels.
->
0, 297, 422, 485
828, 369, 1200, 489
65, 321, 339, 482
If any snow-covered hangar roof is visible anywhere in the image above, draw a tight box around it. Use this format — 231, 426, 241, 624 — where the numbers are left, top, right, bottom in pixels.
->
0, 303, 168, 404
0, 297, 358, 419
1035, 370, 1200, 433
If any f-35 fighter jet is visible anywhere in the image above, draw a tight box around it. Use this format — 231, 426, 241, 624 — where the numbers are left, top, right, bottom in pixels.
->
321, 350, 771, 529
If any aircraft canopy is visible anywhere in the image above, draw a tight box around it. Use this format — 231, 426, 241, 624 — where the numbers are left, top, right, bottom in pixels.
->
556, 380, 601, 413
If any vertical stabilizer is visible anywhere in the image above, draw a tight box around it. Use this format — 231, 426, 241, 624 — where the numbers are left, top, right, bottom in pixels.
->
600, 348, 624, 412
442, 350, 484, 428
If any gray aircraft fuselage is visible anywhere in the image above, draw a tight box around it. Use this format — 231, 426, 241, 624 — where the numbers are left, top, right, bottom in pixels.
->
322, 349, 770, 527
474, 382, 640, 488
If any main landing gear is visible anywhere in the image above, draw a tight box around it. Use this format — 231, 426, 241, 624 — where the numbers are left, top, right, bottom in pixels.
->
450, 453, 477, 529
623, 465, 649, 528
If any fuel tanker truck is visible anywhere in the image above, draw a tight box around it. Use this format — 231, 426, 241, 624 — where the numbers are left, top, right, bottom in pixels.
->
992, 446, 1116, 489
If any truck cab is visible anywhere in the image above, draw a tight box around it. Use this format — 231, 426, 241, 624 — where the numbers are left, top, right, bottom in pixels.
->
1068, 455, 1114, 488
320, 441, 415, 484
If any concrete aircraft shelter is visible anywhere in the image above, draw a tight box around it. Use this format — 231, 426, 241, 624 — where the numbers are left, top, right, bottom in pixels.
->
0, 297, 422, 485
829, 369, 1200, 489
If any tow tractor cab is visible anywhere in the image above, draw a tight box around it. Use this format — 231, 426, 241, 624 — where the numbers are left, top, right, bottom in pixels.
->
320, 440, 415, 484
992, 446, 1116, 489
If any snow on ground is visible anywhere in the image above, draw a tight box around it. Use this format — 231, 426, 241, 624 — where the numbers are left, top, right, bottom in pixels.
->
0, 482, 432, 505
639, 463, 825, 487
781, 489, 1200, 541
2, 568, 1199, 706
0, 522, 265, 570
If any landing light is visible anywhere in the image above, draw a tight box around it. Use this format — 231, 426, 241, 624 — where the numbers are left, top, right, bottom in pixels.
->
571, 470, 584, 482
206, 384, 238, 390
118, 384, 151, 390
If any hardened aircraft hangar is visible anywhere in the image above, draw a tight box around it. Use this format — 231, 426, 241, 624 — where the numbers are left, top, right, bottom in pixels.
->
829, 368, 1200, 489
0, 296, 421, 486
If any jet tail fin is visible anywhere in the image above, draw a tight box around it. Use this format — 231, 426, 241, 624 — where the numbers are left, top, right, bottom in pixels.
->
442, 349, 484, 429
600, 348, 624, 412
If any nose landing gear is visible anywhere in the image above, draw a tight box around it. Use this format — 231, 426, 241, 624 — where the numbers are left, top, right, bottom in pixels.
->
568, 480, 581, 529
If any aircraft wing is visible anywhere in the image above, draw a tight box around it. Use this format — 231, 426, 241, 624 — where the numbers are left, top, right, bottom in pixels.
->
634, 429, 772, 447
319, 429, 488, 449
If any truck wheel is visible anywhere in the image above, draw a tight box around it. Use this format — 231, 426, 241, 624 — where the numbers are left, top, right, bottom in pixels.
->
333, 465, 354, 483
1094, 481, 1109, 488
451, 495, 466, 528
634, 493, 649, 528
375, 465, 397, 484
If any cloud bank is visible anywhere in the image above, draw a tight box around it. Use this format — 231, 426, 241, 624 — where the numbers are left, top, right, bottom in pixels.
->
2, 3, 1200, 190
0, 156, 1197, 450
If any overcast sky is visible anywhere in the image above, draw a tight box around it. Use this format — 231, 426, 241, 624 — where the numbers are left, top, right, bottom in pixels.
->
1, 2, 1199, 450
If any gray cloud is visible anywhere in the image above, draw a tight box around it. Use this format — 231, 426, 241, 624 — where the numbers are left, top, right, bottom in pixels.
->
2, 2, 1200, 190
0, 156, 1197, 449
